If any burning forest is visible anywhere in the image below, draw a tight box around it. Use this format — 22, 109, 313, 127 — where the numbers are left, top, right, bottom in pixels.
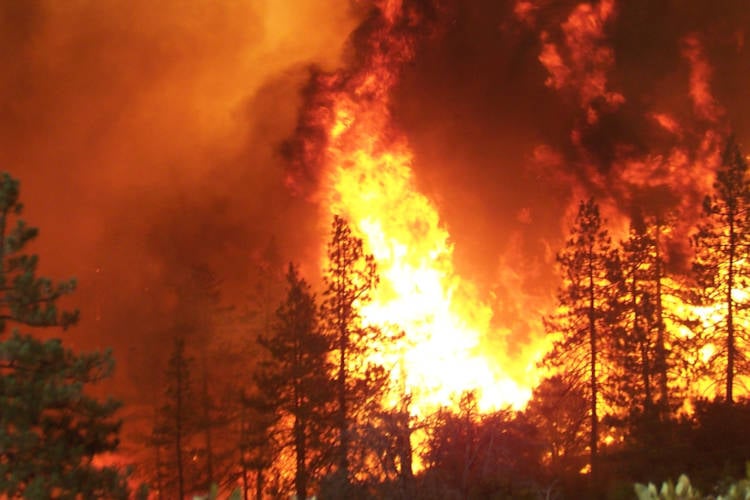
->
3, 0, 750, 498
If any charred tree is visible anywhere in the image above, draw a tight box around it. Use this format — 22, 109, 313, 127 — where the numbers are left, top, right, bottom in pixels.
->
612, 218, 655, 417
692, 138, 750, 404
543, 198, 619, 488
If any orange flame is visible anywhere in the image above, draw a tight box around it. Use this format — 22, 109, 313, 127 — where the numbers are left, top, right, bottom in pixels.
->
534, 0, 624, 125
681, 34, 724, 123
314, 2, 531, 414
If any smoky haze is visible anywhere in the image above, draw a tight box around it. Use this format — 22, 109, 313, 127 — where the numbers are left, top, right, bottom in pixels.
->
0, 0, 360, 406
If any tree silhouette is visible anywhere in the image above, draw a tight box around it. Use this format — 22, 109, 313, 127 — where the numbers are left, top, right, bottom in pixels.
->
543, 198, 619, 487
255, 263, 332, 499
610, 213, 676, 420
319, 215, 390, 495
691, 137, 750, 404
162, 263, 237, 493
238, 390, 275, 500
0, 172, 78, 332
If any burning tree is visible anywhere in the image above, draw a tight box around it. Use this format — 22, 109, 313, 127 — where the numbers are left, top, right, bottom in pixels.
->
0, 172, 128, 498
319, 214, 390, 495
691, 138, 750, 404
610, 213, 675, 421
543, 198, 620, 486
254, 263, 332, 499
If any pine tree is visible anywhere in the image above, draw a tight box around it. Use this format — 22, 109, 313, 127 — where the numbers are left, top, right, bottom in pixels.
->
0, 335, 127, 498
612, 213, 681, 422
319, 215, 390, 495
612, 215, 656, 417
255, 263, 332, 499
221, 244, 283, 500
691, 137, 750, 404
0, 172, 78, 332
543, 198, 619, 486
651, 218, 672, 417
0, 172, 127, 498
152, 338, 199, 499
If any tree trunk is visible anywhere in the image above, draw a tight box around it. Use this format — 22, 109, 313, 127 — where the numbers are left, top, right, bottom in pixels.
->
632, 272, 653, 412
654, 222, 669, 417
338, 328, 349, 486
335, 238, 350, 487
201, 356, 214, 488
255, 468, 264, 500
587, 249, 598, 486
294, 412, 307, 500
241, 390, 250, 500
726, 211, 736, 404
176, 366, 185, 500
397, 410, 414, 498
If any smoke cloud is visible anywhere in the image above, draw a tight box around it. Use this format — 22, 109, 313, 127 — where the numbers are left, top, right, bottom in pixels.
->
0, 0, 360, 404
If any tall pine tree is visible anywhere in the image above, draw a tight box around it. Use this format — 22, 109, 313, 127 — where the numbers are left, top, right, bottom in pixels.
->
0, 172, 128, 498
610, 212, 677, 420
255, 263, 332, 499
691, 138, 750, 404
543, 198, 619, 487
319, 215, 390, 496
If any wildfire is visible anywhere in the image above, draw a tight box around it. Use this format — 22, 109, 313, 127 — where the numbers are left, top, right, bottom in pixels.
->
312, 1, 531, 414
292, 0, 738, 418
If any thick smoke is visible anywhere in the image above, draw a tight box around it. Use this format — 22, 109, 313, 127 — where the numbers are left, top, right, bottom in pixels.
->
0, 0, 360, 406
389, 0, 750, 357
